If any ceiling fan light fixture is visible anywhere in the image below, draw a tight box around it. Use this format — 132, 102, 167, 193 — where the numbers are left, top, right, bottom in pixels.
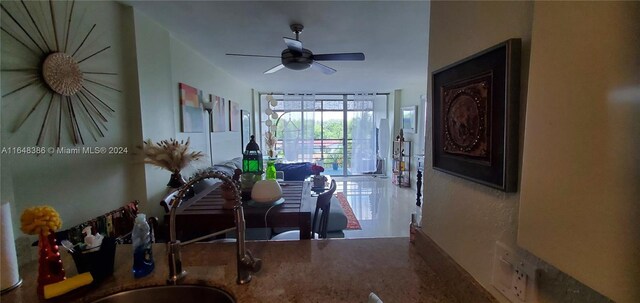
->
227, 23, 364, 75
281, 49, 313, 70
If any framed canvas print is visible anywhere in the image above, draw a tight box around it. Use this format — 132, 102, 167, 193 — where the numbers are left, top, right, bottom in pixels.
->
229, 100, 240, 132
211, 94, 226, 132
432, 39, 521, 192
401, 106, 417, 133
179, 83, 204, 133
240, 110, 251, 151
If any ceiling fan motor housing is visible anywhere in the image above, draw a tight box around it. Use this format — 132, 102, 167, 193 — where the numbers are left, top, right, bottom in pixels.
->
281, 48, 313, 70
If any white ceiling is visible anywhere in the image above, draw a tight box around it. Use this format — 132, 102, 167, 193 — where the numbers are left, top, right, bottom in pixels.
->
125, 1, 429, 93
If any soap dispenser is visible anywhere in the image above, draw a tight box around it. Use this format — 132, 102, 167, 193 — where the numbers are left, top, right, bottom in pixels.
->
132, 214, 154, 278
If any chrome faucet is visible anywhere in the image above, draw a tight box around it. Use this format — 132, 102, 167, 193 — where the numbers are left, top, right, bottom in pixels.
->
166, 171, 262, 285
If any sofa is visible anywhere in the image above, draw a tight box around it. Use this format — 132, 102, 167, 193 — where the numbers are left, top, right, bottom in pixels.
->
273, 162, 313, 181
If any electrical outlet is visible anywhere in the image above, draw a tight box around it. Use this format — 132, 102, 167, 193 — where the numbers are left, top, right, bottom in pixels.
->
492, 242, 538, 303
512, 267, 527, 301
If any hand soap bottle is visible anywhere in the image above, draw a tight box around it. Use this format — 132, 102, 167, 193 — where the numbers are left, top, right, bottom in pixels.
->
132, 214, 154, 278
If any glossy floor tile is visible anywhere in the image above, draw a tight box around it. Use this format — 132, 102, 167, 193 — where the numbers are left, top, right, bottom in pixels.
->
332, 176, 421, 239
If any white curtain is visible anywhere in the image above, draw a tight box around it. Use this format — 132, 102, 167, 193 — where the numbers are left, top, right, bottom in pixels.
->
350, 93, 377, 174
281, 94, 316, 162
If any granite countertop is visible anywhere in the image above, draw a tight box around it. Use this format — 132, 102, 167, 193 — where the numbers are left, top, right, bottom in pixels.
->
2, 238, 462, 303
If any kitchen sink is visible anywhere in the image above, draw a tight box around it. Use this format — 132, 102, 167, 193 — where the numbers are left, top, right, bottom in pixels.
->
90, 285, 235, 303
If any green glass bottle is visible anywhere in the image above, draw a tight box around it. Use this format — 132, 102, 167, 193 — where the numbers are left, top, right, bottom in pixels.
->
265, 160, 277, 180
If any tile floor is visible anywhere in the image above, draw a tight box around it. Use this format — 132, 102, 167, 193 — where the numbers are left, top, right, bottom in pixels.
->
332, 176, 421, 238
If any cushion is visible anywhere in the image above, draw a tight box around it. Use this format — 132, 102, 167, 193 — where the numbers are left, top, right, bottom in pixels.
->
273, 196, 347, 233
217, 157, 243, 170
274, 162, 313, 181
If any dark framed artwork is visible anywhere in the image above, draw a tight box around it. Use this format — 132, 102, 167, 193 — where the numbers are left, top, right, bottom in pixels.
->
432, 39, 520, 192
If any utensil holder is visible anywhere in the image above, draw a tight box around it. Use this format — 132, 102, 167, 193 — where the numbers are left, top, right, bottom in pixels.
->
71, 237, 116, 282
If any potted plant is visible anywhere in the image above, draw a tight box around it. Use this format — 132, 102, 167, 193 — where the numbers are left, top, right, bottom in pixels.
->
141, 138, 203, 188
330, 154, 339, 170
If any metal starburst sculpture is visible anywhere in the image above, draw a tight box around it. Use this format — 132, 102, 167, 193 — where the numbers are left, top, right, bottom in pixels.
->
1, 0, 118, 146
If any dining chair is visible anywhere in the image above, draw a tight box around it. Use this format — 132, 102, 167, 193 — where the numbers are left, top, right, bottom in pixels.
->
271, 179, 337, 240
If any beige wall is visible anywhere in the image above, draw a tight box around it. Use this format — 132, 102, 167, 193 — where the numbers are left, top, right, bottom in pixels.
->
518, 2, 640, 302
424, 1, 613, 302
133, 11, 253, 220
0, 1, 254, 263
0, 1, 145, 261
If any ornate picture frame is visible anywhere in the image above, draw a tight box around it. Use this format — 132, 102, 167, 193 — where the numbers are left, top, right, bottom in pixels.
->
432, 39, 521, 192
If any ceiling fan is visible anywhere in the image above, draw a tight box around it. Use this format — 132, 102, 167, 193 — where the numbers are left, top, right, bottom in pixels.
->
226, 24, 365, 75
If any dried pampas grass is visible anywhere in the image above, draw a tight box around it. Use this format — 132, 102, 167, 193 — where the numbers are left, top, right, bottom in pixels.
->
142, 138, 203, 173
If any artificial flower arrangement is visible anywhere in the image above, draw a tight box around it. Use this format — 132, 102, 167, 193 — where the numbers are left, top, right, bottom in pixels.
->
21, 205, 66, 296
311, 164, 325, 176
142, 138, 203, 174
20, 205, 62, 236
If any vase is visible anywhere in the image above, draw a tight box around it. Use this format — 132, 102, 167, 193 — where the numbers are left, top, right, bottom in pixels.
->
313, 175, 326, 188
167, 172, 186, 188
37, 233, 66, 298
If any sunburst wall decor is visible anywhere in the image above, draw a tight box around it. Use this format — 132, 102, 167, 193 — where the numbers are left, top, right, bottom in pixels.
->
1, 0, 118, 147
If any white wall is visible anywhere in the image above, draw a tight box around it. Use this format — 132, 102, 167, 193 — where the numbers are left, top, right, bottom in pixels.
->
0, 1, 145, 258
397, 86, 427, 188
133, 11, 253, 219
518, 2, 640, 302
423, 3, 533, 300
424, 1, 627, 302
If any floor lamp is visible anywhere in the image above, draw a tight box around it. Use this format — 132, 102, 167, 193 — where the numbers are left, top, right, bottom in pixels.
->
202, 101, 214, 166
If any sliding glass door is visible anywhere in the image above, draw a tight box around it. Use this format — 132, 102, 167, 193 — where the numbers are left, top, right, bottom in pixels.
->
260, 93, 386, 176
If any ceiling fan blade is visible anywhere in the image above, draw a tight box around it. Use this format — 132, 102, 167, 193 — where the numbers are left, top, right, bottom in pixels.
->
313, 53, 365, 61
264, 64, 285, 74
283, 37, 303, 52
226, 53, 281, 58
311, 62, 336, 75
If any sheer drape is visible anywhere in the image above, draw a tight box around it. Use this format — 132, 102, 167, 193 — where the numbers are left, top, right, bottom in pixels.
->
281, 94, 316, 162
350, 93, 377, 174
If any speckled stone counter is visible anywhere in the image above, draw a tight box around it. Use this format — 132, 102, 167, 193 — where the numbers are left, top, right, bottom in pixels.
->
1, 238, 492, 303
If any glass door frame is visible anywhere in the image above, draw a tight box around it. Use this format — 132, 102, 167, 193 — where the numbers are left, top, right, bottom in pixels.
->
258, 93, 388, 177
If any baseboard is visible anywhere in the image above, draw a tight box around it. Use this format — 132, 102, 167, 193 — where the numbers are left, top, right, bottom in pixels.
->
414, 229, 498, 303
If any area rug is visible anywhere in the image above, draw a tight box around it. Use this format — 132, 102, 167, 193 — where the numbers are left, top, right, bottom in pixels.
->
335, 192, 362, 230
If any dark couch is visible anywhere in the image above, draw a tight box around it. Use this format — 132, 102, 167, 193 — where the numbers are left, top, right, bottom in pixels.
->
274, 162, 313, 181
